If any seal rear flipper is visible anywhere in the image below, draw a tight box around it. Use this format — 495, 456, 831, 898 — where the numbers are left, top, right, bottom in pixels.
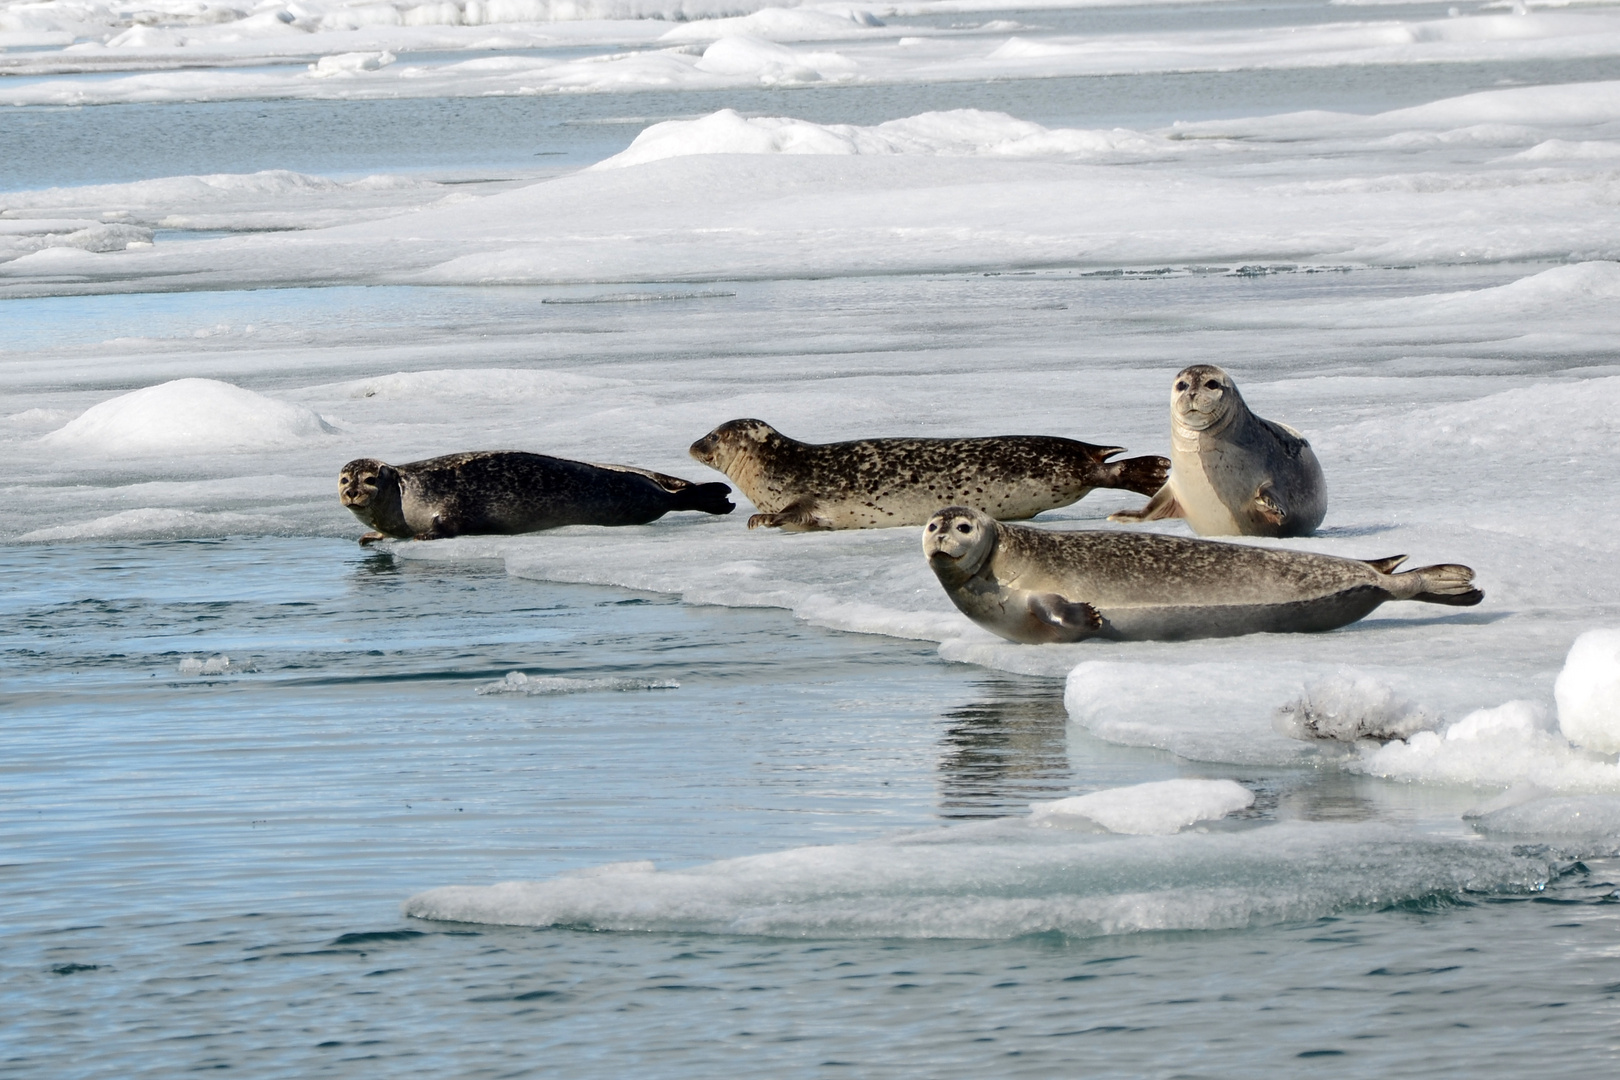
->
1096, 453, 1172, 497
1028, 593, 1102, 642
1109, 483, 1184, 524
748, 498, 831, 531
1389, 563, 1484, 607
671, 481, 735, 516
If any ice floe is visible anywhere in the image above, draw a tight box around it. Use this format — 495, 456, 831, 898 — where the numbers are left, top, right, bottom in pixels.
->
1029, 779, 1254, 835
403, 817, 1560, 937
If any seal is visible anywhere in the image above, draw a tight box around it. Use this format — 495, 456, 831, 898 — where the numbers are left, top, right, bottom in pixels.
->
338, 451, 734, 544
923, 506, 1481, 643
688, 419, 1168, 531
1110, 365, 1326, 537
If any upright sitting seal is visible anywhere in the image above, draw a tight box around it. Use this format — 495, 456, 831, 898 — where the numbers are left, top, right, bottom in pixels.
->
689, 419, 1168, 531
924, 506, 1481, 643
339, 451, 734, 544
1111, 365, 1326, 537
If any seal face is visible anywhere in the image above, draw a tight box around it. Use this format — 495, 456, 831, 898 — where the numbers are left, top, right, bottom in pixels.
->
338, 450, 733, 544
1111, 365, 1327, 538
689, 419, 1168, 531
924, 507, 1481, 643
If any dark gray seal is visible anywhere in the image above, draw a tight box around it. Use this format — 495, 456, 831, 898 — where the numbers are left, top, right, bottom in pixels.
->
339, 451, 734, 544
689, 419, 1168, 531
1111, 365, 1326, 537
924, 506, 1481, 643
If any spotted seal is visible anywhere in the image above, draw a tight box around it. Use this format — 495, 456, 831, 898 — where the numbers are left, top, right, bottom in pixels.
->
688, 419, 1168, 531
1111, 365, 1326, 537
339, 451, 734, 544
923, 506, 1481, 643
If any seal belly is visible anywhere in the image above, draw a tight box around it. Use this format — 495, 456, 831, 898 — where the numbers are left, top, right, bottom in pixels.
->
1094, 586, 1391, 641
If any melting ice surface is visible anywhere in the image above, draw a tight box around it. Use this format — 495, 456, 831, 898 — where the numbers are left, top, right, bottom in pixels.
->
8, 0, 1620, 1075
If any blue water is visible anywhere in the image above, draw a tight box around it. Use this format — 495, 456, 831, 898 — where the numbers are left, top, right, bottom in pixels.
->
5, 539, 1620, 1076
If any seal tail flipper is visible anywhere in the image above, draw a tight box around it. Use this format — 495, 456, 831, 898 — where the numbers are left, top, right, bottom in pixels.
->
1028, 593, 1102, 642
1109, 482, 1184, 524
1096, 454, 1172, 497
671, 481, 735, 516
1386, 562, 1484, 606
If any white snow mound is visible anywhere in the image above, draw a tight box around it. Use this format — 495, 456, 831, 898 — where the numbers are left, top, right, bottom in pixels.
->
42, 379, 338, 454
1029, 779, 1255, 836
594, 107, 1170, 169
1556, 629, 1620, 755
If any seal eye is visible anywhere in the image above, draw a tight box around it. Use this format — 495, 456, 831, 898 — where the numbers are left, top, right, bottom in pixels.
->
927, 523, 937, 532
956, 523, 972, 534
1204, 380, 1221, 391
1175, 381, 1188, 391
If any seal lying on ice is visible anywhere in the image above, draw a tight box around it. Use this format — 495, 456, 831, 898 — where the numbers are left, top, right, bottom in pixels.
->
688, 418, 1168, 531
1111, 365, 1326, 537
339, 451, 734, 544
923, 506, 1481, 643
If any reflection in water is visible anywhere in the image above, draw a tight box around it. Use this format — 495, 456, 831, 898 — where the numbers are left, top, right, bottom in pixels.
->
936, 678, 1072, 819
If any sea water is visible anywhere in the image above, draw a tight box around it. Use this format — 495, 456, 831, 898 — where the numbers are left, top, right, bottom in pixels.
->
6, 0, 1620, 1074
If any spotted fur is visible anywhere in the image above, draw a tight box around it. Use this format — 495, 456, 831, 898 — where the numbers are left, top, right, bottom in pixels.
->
689, 419, 1168, 531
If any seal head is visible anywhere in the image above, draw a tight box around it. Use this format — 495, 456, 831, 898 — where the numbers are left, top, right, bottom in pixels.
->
1172, 365, 1238, 435
339, 457, 407, 542
923, 505, 997, 586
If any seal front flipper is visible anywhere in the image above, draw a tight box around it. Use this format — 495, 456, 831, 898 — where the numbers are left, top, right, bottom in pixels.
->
748, 497, 833, 531
1109, 483, 1184, 524
358, 531, 387, 546
1251, 484, 1286, 528
1027, 592, 1102, 642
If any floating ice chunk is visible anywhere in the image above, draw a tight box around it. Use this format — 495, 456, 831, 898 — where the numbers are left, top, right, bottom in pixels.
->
1357, 700, 1620, 792
178, 655, 232, 676
476, 671, 679, 695
1274, 673, 1440, 743
404, 820, 1558, 938
1468, 793, 1620, 844
691, 34, 850, 83
594, 107, 1173, 169
1556, 629, 1620, 754
0, 222, 153, 264
1029, 779, 1254, 836
1064, 660, 1315, 766
308, 51, 397, 78
42, 378, 338, 454
660, 7, 884, 43
18, 508, 294, 542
